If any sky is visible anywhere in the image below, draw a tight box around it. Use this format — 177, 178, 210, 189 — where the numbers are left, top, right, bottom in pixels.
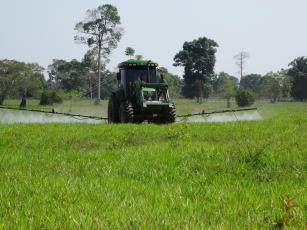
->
0, 0, 306, 79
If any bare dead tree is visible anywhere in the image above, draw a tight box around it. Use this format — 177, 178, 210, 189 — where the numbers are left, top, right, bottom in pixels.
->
234, 50, 249, 79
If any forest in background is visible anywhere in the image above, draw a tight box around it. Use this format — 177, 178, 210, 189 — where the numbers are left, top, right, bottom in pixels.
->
1, 4, 307, 108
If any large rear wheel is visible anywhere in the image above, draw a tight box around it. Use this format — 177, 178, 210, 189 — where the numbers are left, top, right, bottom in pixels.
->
164, 103, 176, 123
119, 102, 134, 123
108, 94, 119, 123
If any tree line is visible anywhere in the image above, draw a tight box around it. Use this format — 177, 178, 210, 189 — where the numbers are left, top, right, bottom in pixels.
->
1, 4, 307, 108
173, 36, 307, 103
0, 60, 45, 107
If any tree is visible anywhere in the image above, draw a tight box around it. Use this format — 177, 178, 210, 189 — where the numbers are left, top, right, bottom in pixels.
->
260, 70, 292, 101
239, 71, 291, 101
174, 36, 218, 103
212, 72, 238, 96
75, 4, 123, 104
125, 47, 135, 59
135, 55, 143, 60
280, 71, 292, 99
0, 60, 21, 105
240, 74, 263, 94
203, 81, 213, 100
269, 77, 281, 103
220, 81, 236, 107
0, 60, 44, 106
215, 73, 237, 107
18, 63, 44, 107
82, 48, 110, 99
48, 59, 88, 93
234, 50, 249, 79
99, 70, 118, 99
39, 91, 63, 105
83, 49, 96, 99
181, 81, 197, 99
261, 73, 281, 103
288, 56, 307, 100
212, 72, 239, 108
235, 87, 255, 107
157, 67, 183, 97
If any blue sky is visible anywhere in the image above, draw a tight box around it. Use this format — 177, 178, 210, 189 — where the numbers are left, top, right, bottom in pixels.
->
0, 0, 306, 78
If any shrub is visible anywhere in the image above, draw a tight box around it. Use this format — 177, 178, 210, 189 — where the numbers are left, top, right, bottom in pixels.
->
49, 91, 63, 103
39, 91, 49, 105
235, 87, 255, 107
39, 91, 63, 105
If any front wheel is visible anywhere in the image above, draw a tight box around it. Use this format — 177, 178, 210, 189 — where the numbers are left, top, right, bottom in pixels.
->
119, 102, 134, 123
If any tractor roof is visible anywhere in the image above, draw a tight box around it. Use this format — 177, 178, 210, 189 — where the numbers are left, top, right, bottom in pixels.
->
118, 59, 158, 68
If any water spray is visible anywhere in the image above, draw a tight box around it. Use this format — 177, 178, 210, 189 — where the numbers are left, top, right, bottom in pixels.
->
0, 105, 261, 124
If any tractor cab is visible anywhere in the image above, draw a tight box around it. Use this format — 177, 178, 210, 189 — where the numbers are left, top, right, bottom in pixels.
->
117, 60, 159, 97
108, 59, 176, 124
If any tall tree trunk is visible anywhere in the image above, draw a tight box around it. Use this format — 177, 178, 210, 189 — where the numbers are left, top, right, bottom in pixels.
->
199, 80, 203, 104
240, 53, 243, 79
20, 90, 27, 108
96, 44, 102, 105
19, 94, 27, 108
89, 75, 92, 100
20, 97, 27, 108
226, 98, 231, 108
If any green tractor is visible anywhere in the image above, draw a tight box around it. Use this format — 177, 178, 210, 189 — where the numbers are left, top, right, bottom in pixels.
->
108, 59, 176, 124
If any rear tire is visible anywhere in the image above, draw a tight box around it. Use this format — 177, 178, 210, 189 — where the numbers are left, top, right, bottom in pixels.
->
119, 102, 134, 123
108, 94, 119, 123
164, 103, 176, 123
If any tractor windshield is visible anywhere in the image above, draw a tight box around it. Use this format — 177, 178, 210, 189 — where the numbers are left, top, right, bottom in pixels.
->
126, 67, 157, 83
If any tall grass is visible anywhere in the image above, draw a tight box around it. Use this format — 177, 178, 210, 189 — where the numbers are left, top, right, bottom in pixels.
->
0, 102, 306, 229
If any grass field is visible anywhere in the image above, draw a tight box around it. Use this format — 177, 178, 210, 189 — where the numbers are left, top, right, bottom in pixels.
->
0, 102, 306, 229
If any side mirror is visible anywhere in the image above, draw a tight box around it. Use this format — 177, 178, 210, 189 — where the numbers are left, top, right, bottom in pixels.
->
160, 74, 164, 81
116, 72, 121, 81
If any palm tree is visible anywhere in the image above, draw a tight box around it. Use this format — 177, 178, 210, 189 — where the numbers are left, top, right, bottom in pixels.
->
125, 47, 135, 59
288, 56, 307, 76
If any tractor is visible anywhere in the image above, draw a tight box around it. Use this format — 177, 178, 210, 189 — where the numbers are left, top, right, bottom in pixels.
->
108, 59, 176, 124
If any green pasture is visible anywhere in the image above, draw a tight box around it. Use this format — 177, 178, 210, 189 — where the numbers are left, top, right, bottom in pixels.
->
0, 102, 306, 229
